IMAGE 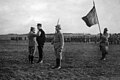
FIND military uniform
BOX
[100,28,109,60]
[53,31,64,59]
[52,25,64,69]
[28,31,37,63]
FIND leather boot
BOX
[52,58,61,69]
[31,56,34,64]
[57,58,61,69]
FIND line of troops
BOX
[27,23,113,69]
[11,34,120,45]
[46,35,120,44]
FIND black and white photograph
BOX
[0,0,120,80]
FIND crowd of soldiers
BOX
[11,37,26,41]
[46,34,120,45]
[11,33,120,45]
[108,34,120,45]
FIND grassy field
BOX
[0,40,120,80]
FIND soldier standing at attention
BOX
[36,23,46,63]
[28,27,38,64]
[100,28,109,60]
[51,24,64,69]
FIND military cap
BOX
[104,28,108,31]
[55,24,61,30]
[30,27,35,31]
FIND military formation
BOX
[11,31,120,45]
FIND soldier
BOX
[36,23,46,63]
[51,24,64,69]
[100,28,109,60]
[28,27,38,64]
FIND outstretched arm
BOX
[31,33,38,37]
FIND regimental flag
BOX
[82,6,98,27]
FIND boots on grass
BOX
[57,58,61,69]
[52,58,61,69]
[100,52,106,60]
[31,56,34,64]
[37,59,43,63]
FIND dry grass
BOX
[0,41,120,80]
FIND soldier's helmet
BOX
[30,27,35,31]
[104,28,108,31]
[55,24,61,30]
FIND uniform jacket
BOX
[52,31,64,49]
[28,31,37,46]
[100,33,109,46]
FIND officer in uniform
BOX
[100,28,109,60]
[51,24,64,69]
[28,27,38,64]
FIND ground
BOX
[0,40,120,80]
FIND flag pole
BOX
[55,18,60,33]
[57,18,60,25]
[93,0,102,34]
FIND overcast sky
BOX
[0,0,120,34]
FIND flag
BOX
[82,6,98,27]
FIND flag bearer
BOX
[100,28,109,60]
